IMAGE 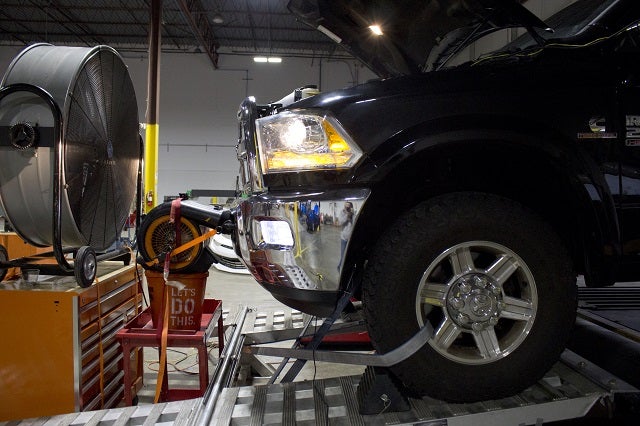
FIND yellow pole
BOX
[144,123,159,213]
[144,0,161,213]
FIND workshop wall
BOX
[123,52,374,201]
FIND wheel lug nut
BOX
[451,297,465,309]
[490,285,501,295]
[457,313,469,323]
[489,316,499,326]
[459,283,471,294]
[472,322,484,331]
[473,276,487,287]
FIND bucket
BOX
[145,270,208,331]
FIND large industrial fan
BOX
[0,44,141,287]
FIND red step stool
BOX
[116,298,224,404]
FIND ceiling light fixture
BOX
[317,25,342,43]
[254,56,282,63]
[368,24,383,36]
[212,13,224,24]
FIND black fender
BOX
[343,116,620,289]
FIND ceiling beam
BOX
[177,0,219,68]
[0,9,30,44]
[245,0,258,52]
[0,18,319,34]
[46,0,104,45]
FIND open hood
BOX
[288,0,550,77]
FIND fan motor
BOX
[8,122,37,150]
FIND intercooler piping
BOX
[192,305,248,426]
[158,199,235,232]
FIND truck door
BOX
[618,91,640,261]
[614,24,640,267]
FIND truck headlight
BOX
[255,111,362,173]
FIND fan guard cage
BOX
[0,44,140,251]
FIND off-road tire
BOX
[362,192,577,402]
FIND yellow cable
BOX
[472,27,630,67]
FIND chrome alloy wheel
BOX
[416,241,538,365]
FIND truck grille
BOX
[212,252,246,270]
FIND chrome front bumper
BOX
[234,189,370,293]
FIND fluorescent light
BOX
[317,25,342,43]
[369,24,383,36]
[254,56,282,64]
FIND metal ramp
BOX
[6,351,632,426]
[207,350,635,426]
[0,399,201,426]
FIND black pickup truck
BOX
[232,0,640,402]
[143,0,640,403]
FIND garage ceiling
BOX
[0,0,347,67]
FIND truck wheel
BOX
[138,203,212,273]
[362,192,577,402]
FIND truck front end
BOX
[233,96,369,316]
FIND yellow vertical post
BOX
[144,123,159,213]
[144,0,161,213]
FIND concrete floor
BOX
[135,266,365,404]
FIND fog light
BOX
[251,218,294,250]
